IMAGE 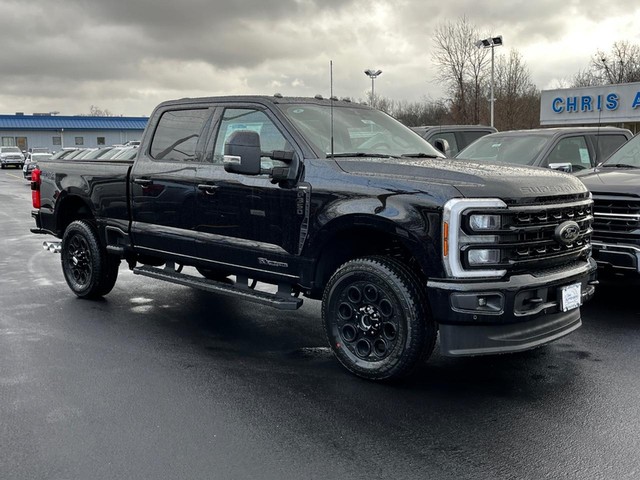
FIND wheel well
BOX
[310,228,425,299]
[56,196,94,236]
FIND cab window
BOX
[150,109,211,162]
[211,109,293,166]
[546,136,592,171]
[593,134,629,162]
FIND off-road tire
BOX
[61,220,120,299]
[322,256,436,381]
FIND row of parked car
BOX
[413,123,640,279]
[22,144,140,181]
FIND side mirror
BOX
[549,162,573,173]
[433,138,451,157]
[223,130,262,175]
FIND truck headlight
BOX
[469,214,501,231]
[442,198,507,279]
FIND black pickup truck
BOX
[31,95,597,380]
[577,133,640,277]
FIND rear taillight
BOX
[31,168,41,209]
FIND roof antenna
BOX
[330,60,335,158]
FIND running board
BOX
[132,265,303,310]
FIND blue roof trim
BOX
[0,115,148,131]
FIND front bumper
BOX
[427,258,597,356]
[1,158,23,166]
[591,241,640,275]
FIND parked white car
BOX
[0,146,25,169]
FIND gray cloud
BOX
[0,0,639,116]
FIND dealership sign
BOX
[540,82,640,125]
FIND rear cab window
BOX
[149,109,212,162]
[593,134,630,162]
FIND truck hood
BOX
[335,157,588,202]
[576,168,640,196]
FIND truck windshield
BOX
[456,134,551,166]
[280,103,443,159]
[601,134,640,168]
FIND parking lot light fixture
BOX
[476,35,503,127]
[364,69,382,107]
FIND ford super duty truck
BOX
[577,133,640,277]
[30,95,598,380]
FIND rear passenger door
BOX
[130,106,215,258]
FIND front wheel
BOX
[61,220,120,299]
[322,256,436,381]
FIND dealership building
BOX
[541,81,640,133]
[0,114,148,153]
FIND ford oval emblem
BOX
[554,220,581,246]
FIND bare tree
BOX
[493,50,540,130]
[432,16,489,124]
[571,68,602,87]
[373,96,451,127]
[593,41,640,84]
[573,41,640,87]
[88,105,115,116]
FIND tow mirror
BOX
[223,130,262,175]
[433,138,451,157]
[549,162,573,173]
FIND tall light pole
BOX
[475,35,503,127]
[364,69,382,107]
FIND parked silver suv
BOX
[0,146,25,169]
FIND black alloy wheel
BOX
[322,256,436,381]
[61,220,120,299]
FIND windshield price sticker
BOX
[560,283,582,312]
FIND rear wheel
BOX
[322,256,436,381]
[61,220,120,299]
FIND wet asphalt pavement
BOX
[1,168,639,480]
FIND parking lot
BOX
[1,166,639,480]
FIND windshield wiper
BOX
[328,152,400,158]
[601,163,639,169]
[401,153,442,158]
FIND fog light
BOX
[468,249,501,266]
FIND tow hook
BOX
[43,241,62,254]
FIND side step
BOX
[132,265,303,310]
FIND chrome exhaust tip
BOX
[42,241,62,253]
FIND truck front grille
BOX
[462,199,593,273]
[592,195,640,243]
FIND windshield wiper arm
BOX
[328,152,400,158]
[601,163,639,169]
[401,153,442,158]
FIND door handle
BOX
[133,177,153,187]
[197,184,219,195]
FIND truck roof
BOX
[156,95,371,110]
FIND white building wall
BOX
[0,129,144,152]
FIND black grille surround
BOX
[461,198,593,274]
[591,194,640,244]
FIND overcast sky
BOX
[1,0,639,117]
